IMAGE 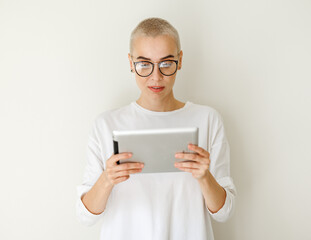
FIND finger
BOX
[174,161,201,169]
[113,176,130,185]
[188,144,210,158]
[112,168,142,178]
[114,162,144,172]
[176,167,198,174]
[177,167,205,178]
[107,152,133,166]
[175,153,205,163]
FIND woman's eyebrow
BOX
[160,55,175,60]
[136,56,151,60]
[136,55,175,60]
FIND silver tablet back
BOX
[112,127,198,173]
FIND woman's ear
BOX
[178,50,183,70]
[128,53,134,72]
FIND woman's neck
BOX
[136,97,185,112]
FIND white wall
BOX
[1,0,310,239]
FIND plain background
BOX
[1,0,310,239]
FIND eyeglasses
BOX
[131,57,179,77]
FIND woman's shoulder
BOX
[188,101,222,118]
[94,103,133,121]
[188,102,227,137]
[88,103,133,134]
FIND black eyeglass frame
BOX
[132,59,179,77]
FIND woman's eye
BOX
[140,63,151,68]
[160,62,172,68]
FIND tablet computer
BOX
[112,127,198,173]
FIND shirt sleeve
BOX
[207,175,237,222]
[207,111,237,222]
[76,120,105,226]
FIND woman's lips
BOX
[148,86,165,92]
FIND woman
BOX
[76,17,236,240]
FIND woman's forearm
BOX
[81,172,113,215]
[198,171,226,213]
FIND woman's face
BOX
[128,35,183,104]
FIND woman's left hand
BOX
[174,144,211,180]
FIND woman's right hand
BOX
[103,152,144,186]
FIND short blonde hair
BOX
[129,17,181,54]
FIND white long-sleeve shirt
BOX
[76,101,237,240]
